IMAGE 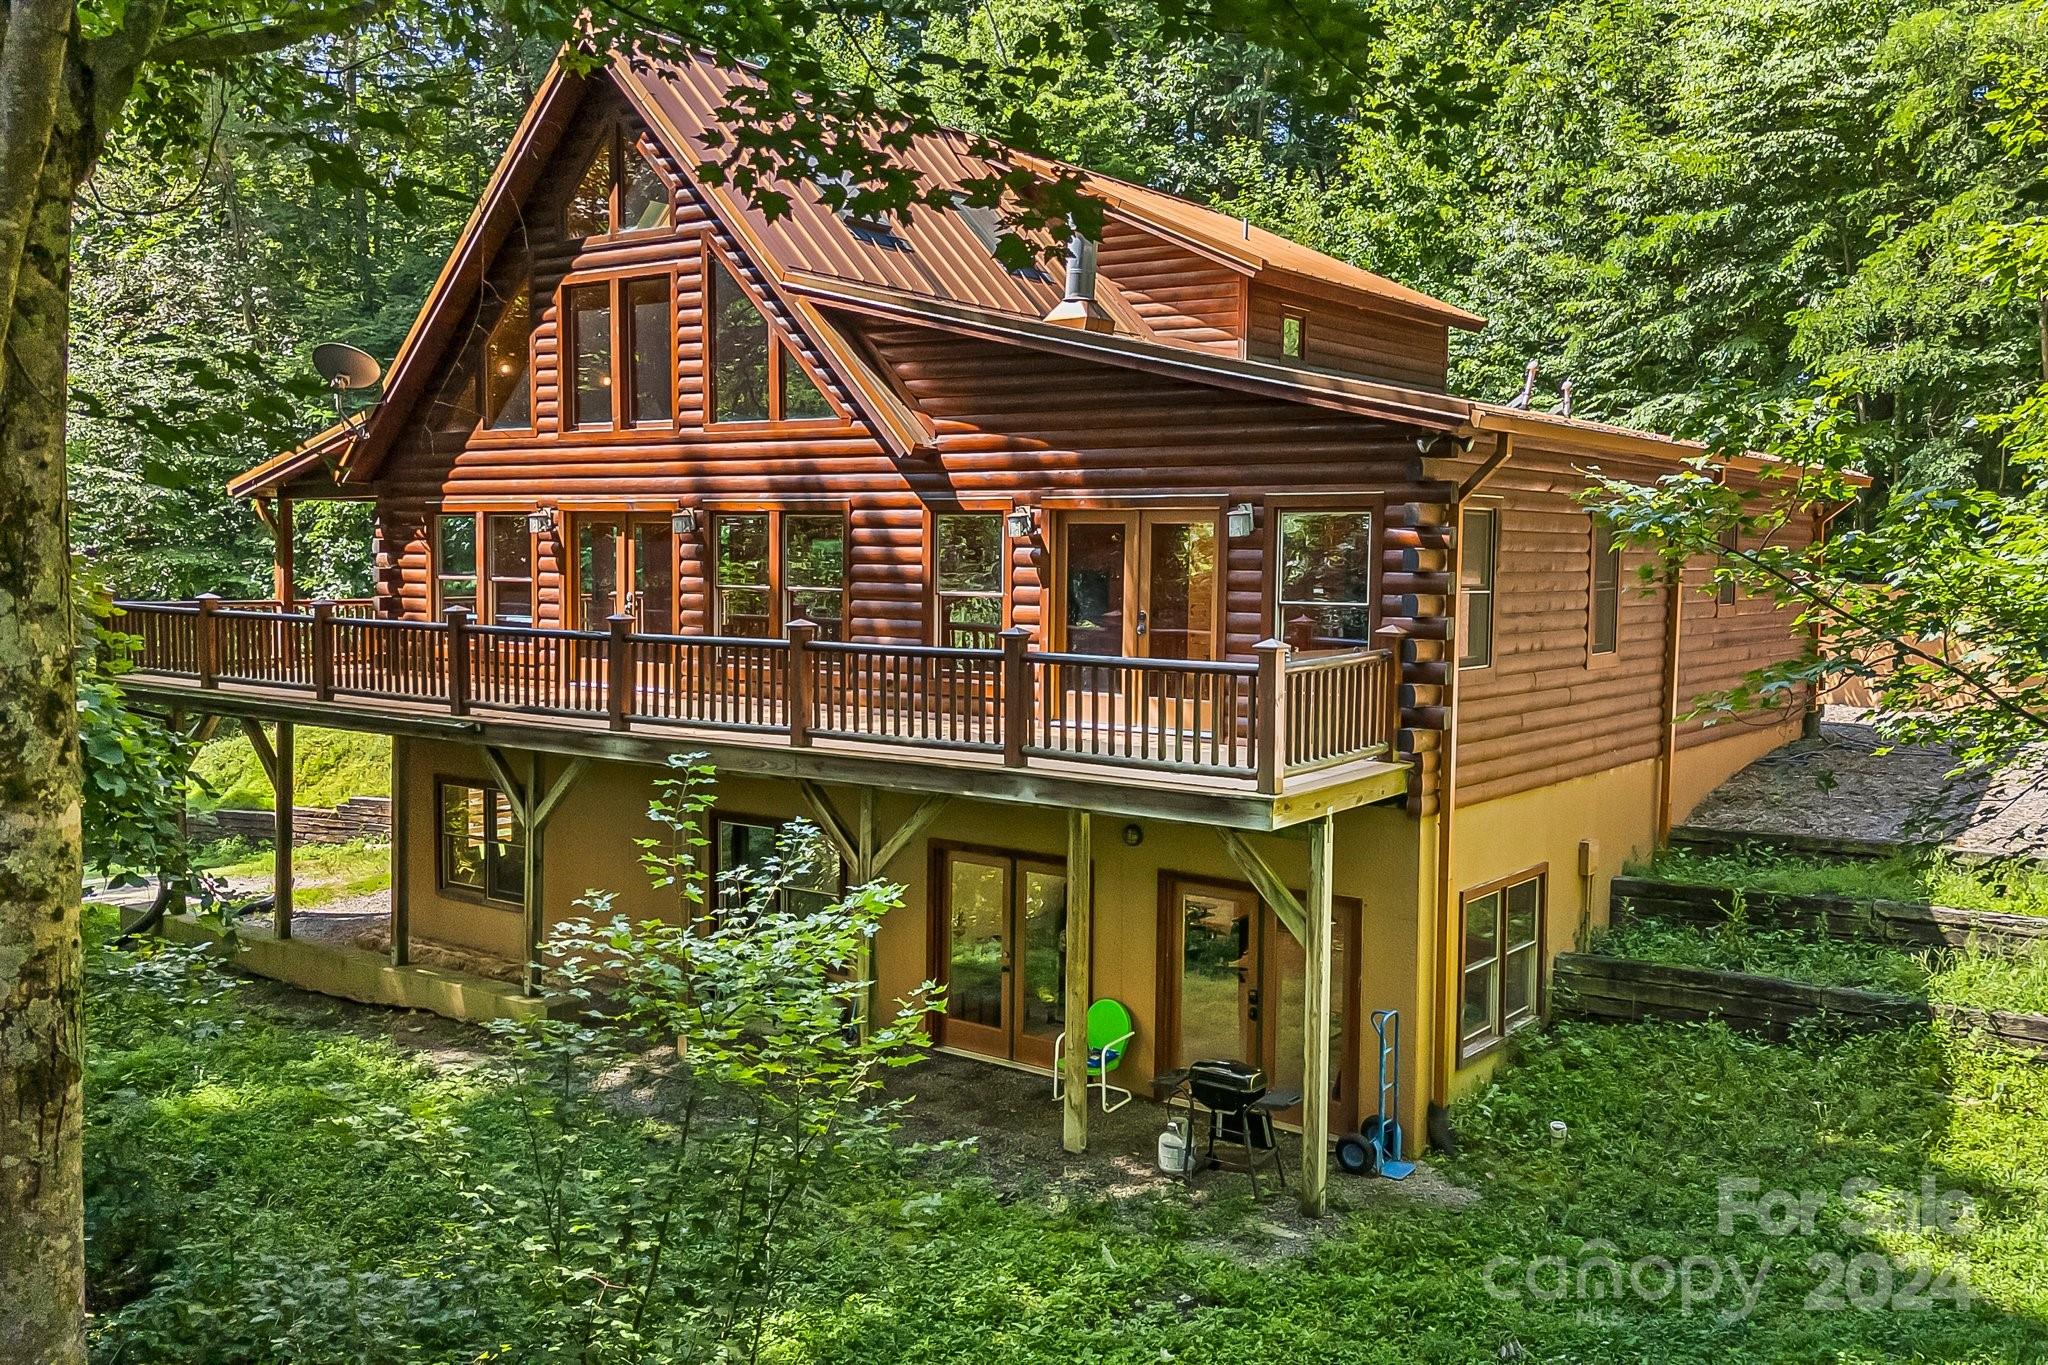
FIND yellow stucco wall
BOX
[397,739,1436,1135]
[1669,711,1807,825]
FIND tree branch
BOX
[146,1,389,68]
[0,0,74,363]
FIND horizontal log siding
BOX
[1673,514,1817,750]
[1454,446,1670,804]
[1247,282,1449,391]
[1096,220,1244,353]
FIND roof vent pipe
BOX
[1044,217,1114,332]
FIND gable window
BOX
[934,512,1004,646]
[439,778,524,905]
[709,257,837,424]
[563,126,671,240]
[1460,869,1543,1060]
[482,282,532,431]
[1590,520,1620,656]
[485,514,534,626]
[1459,506,1497,669]
[1281,311,1306,359]
[435,514,478,614]
[713,509,847,639]
[1275,510,1373,648]
[715,816,842,918]
[567,283,612,430]
[564,275,673,430]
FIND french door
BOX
[935,848,1070,1068]
[1165,877,1359,1131]
[1058,511,1219,662]
[573,514,675,633]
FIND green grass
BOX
[1601,916,2048,1016]
[83,903,2048,1363]
[1633,844,2048,918]
[190,726,389,811]
[193,836,390,909]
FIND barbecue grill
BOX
[1183,1059,1288,1194]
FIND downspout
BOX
[1428,432,1514,1112]
[1656,562,1682,843]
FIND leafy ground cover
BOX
[1633,844,2048,918]
[193,837,390,909]
[190,726,389,810]
[84,904,2048,1364]
[1600,917,2048,1016]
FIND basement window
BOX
[715,816,842,919]
[1460,869,1543,1061]
[438,779,524,906]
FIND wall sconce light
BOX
[1227,502,1256,539]
[671,507,701,536]
[1122,822,1144,847]
[1005,504,1037,539]
[526,506,557,536]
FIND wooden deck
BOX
[114,598,1409,828]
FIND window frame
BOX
[1280,309,1308,360]
[711,811,846,919]
[1716,526,1740,608]
[1458,865,1546,1064]
[1458,504,1498,670]
[561,122,674,243]
[433,513,479,617]
[704,241,845,428]
[926,505,1009,646]
[557,270,676,435]
[708,504,850,639]
[436,776,525,907]
[478,276,535,434]
[1589,518,1621,659]
[1272,507,1377,650]
[482,512,536,627]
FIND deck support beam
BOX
[483,746,588,995]
[797,782,950,1031]
[1062,809,1093,1155]
[391,736,412,965]
[238,718,295,938]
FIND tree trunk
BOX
[0,113,87,1365]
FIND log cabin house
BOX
[111,47,1832,1213]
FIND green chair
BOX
[1052,999,1137,1114]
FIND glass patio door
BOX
[573,515,674,633]
[1168,878,1356,1131]
[1058,512,1219,744]
[938,849,1069,1068]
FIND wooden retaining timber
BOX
[1669,825,1914,862]
[1611,876,2048,953]
[1554,953,2048,1056]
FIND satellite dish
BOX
[312,342,382,393]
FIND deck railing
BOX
[108,596,1399,793]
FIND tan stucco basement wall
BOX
[397,738,1436,1135]
[1668,711,1807,827]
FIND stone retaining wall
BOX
[191,796,390,845]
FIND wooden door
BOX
[936,848,1070,1068]
[1056,512,1220,744]
[1164,877,1359,1132]
[572,515,674,632]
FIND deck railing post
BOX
[1254,638,1289,795]
[445,607,472,716]
[311,599,336,701]
[786,619,816,747]
[195,593,222,688]
[1000,626,1030,767]
[606,613,633,731]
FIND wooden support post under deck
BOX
[1062,808,1093,1155]
[1299,813,1334,1217]
[273,720,294,940]
[391,735,411,966]
[523,752,544,996]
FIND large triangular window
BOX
[562,125,671,239]
[708,256,839,426]
[481,282,532,431]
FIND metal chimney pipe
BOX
[1045,216,1113,332]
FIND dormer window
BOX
[563,124,672,240]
